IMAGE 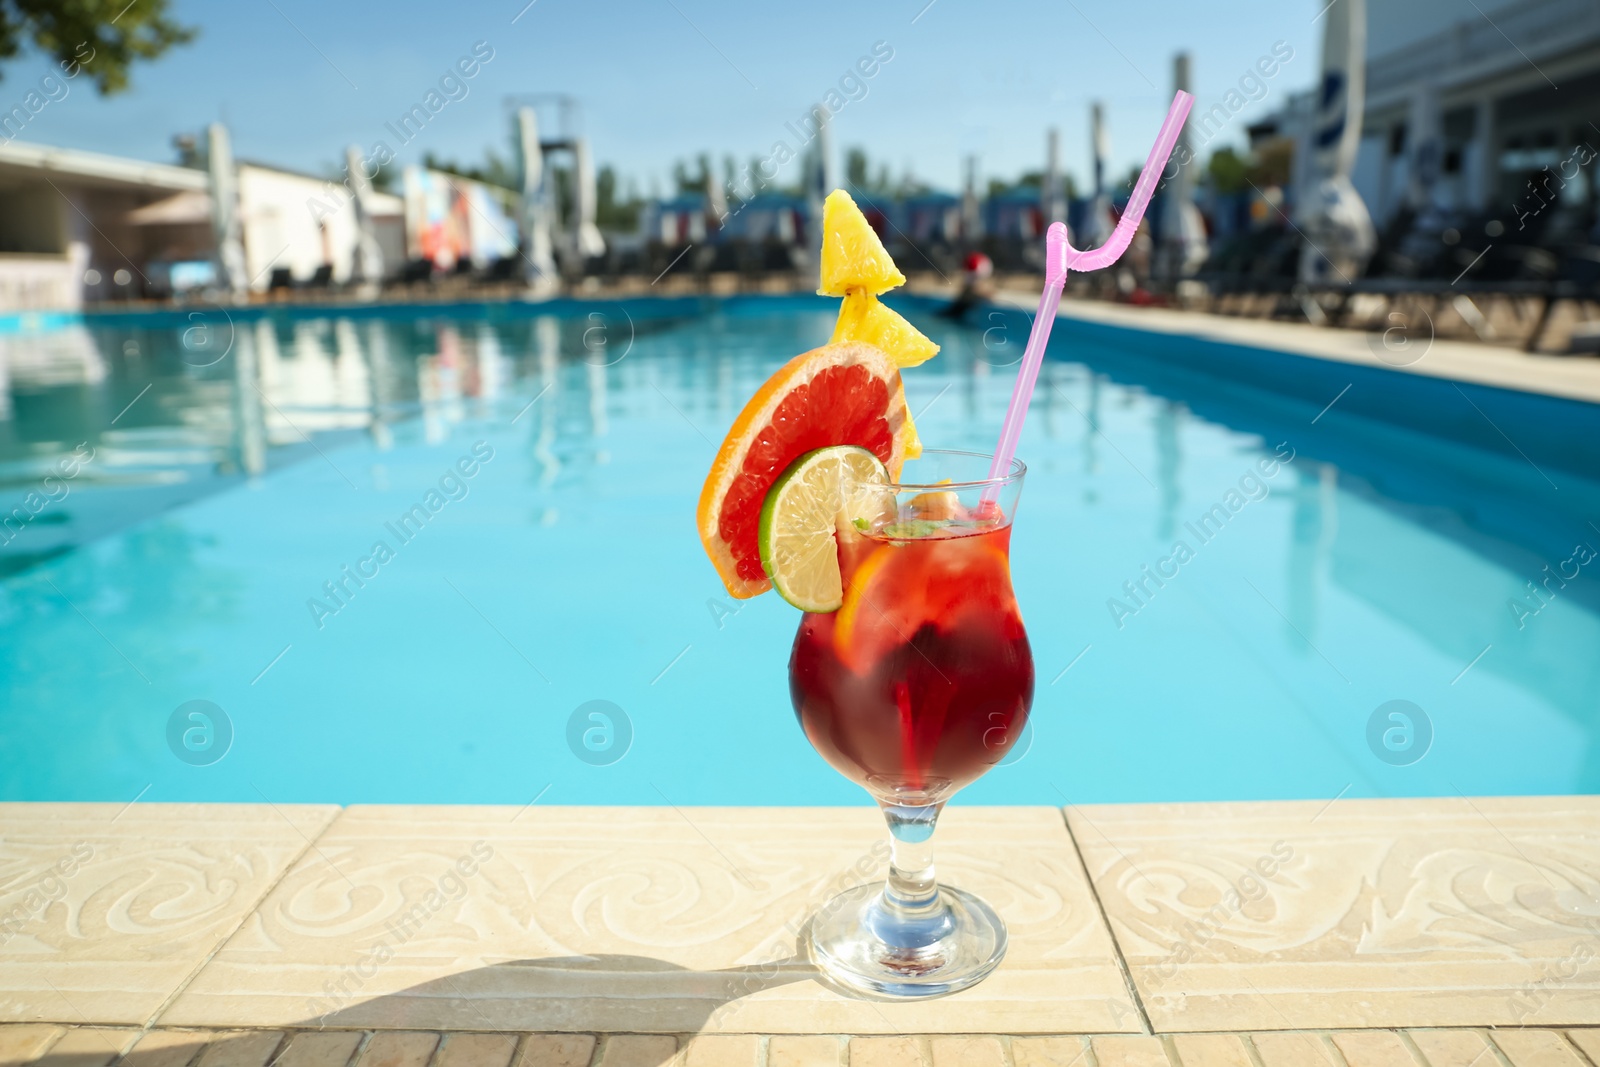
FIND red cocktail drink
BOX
[784,450,1029,998]
[790,522,1032,803]
[696,109,1191,993]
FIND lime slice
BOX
[758,446,893,612]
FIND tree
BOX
[1207,147,1250,195]
[2,0,195,95]
[550,165,571,220]
[422,150,517,190]
[1253,139,1294,188]
[596,164,641,230]
[845,147,869,190]
[844,147,895,196]
[1204,142,1293,194]
[323,156,395,193]
[671,157,708,194]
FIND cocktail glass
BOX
[789,449,1031,997]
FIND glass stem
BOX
[869,801,955,956]
[883,802,941,912]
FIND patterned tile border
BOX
[3,799,1597,1036]
[158,806,1135,1035]
[1068,797,1600,1032]
[0,804,340,1026]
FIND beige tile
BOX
[435,1035,518,1067]
[164,806,1135,1034]
[31,1029,139,1067]
[1249,1033,1340,1067]
[1329,1032,1418,1067]
[768,1036,843,1067]
[1490,1031,1588,1067]
[1009,1037,1089,1067]
[354,1033,438,1067]
[271,1032,365,1067]
[1406,1030,1496,1067]
[0,1025,63,1066]
[1167,1034,1252,1067]
[1564,1031,1600,1064]
[513,1035,596,1067]
[682,1035,759,1067]
[0,802,339,1026]
[195,1032,286,1067]
[122,1031,210,1067]
[1088,1036,1171,1067]
[848,1038,924,1067]
[594,1036,678,1067]
[928,1037,1005,1067]
[1068,797,1600,1031]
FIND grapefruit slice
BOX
[818,190,906,297]
[698,341,913,599]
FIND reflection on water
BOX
[232,323,266,476]
[0,311,655,573]
[1287,465,1337,643]
[1081,374,1101,502]
[530,316,560,491]
[0,296,1596,804]
[1153,399,1181,543]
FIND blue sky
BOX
[1,0,1328,193]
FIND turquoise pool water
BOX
[2,295,1597,806]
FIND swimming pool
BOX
[2,295,1596,805]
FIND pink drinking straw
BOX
[985,91,1195,491]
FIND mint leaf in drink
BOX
[882,519,946,540]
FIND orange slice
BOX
[834,531,1014,671]
[831,540,895,663]
[818,190,905,297]
[697,342,913,599]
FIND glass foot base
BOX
[805,882,1007,999]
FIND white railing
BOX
[1367,0,1600,99]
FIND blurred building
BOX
[984,187,1047,243]
[237,162,405,289]
[716,193,805,244]
[641,193,713,245]
[0,140,208,310]
[401,167,517,274]
[0,140,406,311]
[1355,0,1600,223]
[901,192,963,244]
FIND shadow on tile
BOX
[22,954,818,1067]
[299,951,818,1034]
[25,953,812,1062]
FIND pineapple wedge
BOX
[830,289,939,368]
[817,190,906,297]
